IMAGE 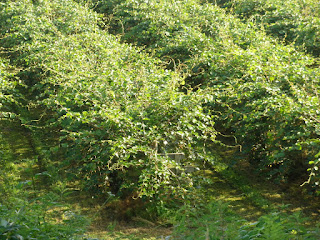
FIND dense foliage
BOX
[0,58,16,120]
[1,0,320,238]
[88,0,320,186]
[0,0,218,204]
[211,0,320,57]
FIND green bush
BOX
[211,0,320,57]
[0,58,17,120]
[0,0,218,203]
[88,0,320,186]
[92,0,263,67]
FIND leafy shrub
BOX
[0,58,17,120]
[211,0,320,57]
[92,0,263,67]
[88,0,320,187]
[0,0,218,204]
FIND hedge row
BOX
[211,0,320,57]
[0,0,217,201]
[91,0,320,184]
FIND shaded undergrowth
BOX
[3,119,320,239]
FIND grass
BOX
[86,224,171,240]
[57,159,320,239]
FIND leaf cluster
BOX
[212,0,320,57]
[89,0,320,186]
[0,0,218,202]
[0,58,17,120]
